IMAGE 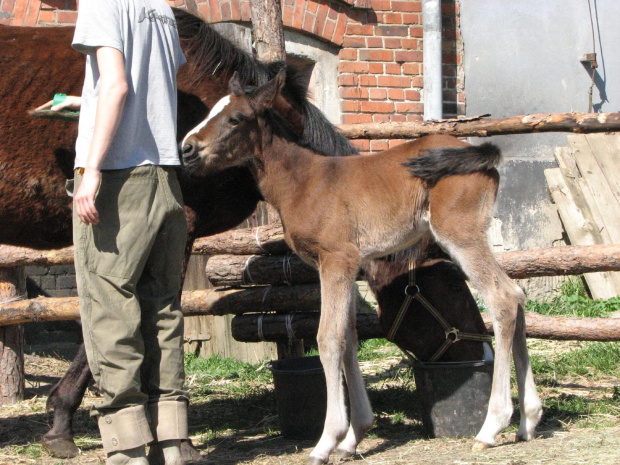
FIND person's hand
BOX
[75,168,101,225]
[35,95,82,112]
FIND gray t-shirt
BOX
[72,0,186,169]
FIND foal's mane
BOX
[173,8,357,157]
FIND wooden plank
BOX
[585,134,620,206]
[545,165,603,245]
[566,136,620,298]
[568,134,620,243]
[544,167,620,299]
[554,148,611,243]
[182,254,277,363]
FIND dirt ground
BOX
[1,350,619,465]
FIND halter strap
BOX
[386,260,492,363]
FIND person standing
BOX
[69,1,188,464]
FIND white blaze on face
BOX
[181,95,231,148]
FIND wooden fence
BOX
[3,113,620,403]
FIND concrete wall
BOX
[460,1,619,295]
[460,0,617,248]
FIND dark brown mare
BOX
[0,9,490,461]
[181,71,543,464]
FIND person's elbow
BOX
[99,77,129,108]
[108,77,129,101]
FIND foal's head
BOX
[181,71,292,176]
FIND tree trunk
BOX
[481,312,620,341]
[232,312,383,343]
[3,286,620,341]
[202,244,620,287]
[232,311,620,343]
[206,253,318,287]
[0,267,26,404]
[0,244,74,268]
[337,111,620,139]
[0,285,322,327]
[249,0,286,62]
[249,0,304,359]
[497,243,620,279]
[192,223,288,256]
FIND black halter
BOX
[386,261,492,363]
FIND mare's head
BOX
[181,70,296,176]
[366,256,493,362]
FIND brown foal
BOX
[181,71,542,464]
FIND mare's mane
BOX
[173,8,357,157]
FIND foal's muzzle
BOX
[180,139,199,165]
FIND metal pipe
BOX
[422,0,443,121]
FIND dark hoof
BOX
[41,436,80,458]
[181,439,201,463]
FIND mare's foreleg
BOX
[308,250,366,465]
[41,343,91,458]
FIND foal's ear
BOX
[252,69,286,111]
[229,71,244,96]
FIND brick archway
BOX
[1,0,464,154]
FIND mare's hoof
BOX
[471,439,492,451]
[41,436,80,458]
[181,439,201,463]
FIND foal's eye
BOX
[228,116,241,126]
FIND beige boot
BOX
[105,445,149,465]
[97,405,154,465]
[148,440,184,465]
[147,401,189,464]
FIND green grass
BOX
[358,337,401,362]
[531,342,620,378]
[184,353,272,396]
[525,277,620,317]
[180,277,620,440]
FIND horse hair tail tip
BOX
[477,142,503,166]
[404,142,502,184]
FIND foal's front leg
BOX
[335,307,374,459]
[308,252,368,465]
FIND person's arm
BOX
[74,46,128,225]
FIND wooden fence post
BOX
[0,267,26,405]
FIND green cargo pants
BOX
[72,166,189,420]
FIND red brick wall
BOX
[2,0,463,153]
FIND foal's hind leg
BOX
[434,237,541,447]
[308,250,370,465]
[429,181,541,448]
[513,301,543,442]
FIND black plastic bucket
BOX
[413,359,493,438]
[269,356,327,440]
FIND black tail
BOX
[404,143,501,185]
